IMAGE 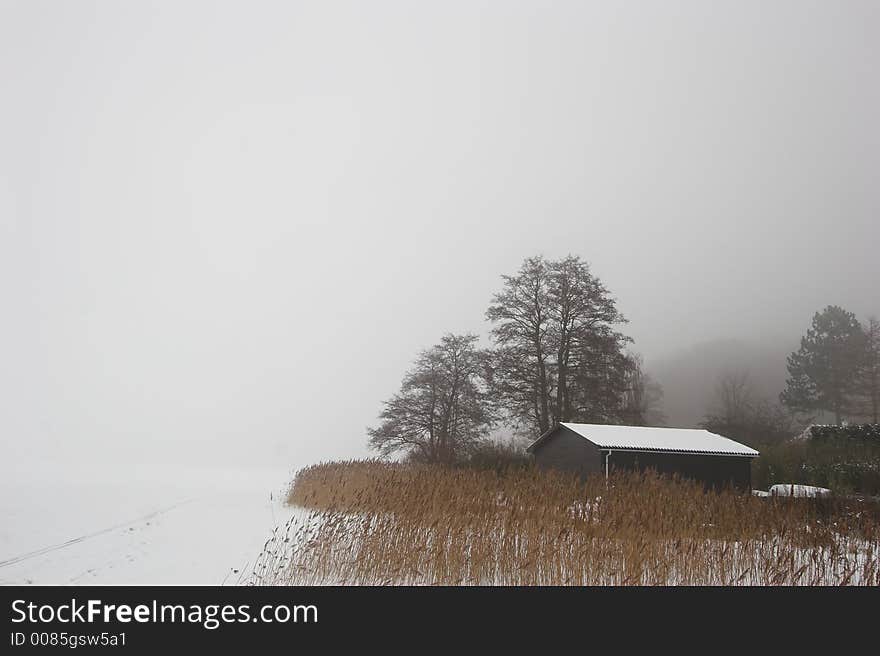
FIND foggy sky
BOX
[2,1,878,467]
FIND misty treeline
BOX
[700,371,796,449]
[702,306,880,449]
[368,255,664,463]
[368,257,878,464]
[698,306,880,495]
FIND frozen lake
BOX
[0,458,300,584]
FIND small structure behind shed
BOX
[526,423,759,491]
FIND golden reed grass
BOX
[247,460,880,585]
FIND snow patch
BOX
[768,484,832,498]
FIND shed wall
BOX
[606,450,752,491]
[531,426,602,479]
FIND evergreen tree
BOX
[780,305,867,424]
[858,317,880,424]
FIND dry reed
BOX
[247,460,880,586]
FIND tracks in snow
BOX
[0,500,193,570]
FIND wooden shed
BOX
[526,423,759,491]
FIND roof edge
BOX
[598,446,759,458]
[525,423,760,457]
[525,424,563,453]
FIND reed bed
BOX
[247,460,880,585]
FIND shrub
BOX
[462,439,533,472]
[752,426,880,495]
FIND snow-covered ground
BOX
[0,458,300,585]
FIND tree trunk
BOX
[538,359,549,432]
[534,322,549,433]
[555,356,565,423]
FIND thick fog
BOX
[2,1,878,468]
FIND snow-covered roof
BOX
[527,423,760,457]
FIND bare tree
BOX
[702,370,795,447]
[485,256,552,433]
[713,370,754,427]
[368,334,492,463]
[547,256,623,423]
[485,255,629,435]
[620,353,666,426]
